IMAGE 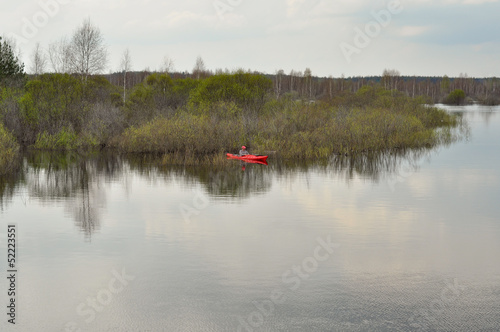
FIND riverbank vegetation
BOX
[0,122,19,175]
[113,84,457,159]
[0,21,471,170]
[0,67,461,164]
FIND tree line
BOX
[4,17,496,108]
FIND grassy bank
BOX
[113,86,458,159]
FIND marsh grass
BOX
[33,127,100,151]
[114,87,459,162]
[0,123,20,174]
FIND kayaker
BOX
[239,146,249,156]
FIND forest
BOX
[1,19,491,174]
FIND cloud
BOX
[286,0,306,17]
[160,10,245,29]
[398,25,430,37]
[308,0,373,17]
[462,0,498,3]
[287,0,326,17]
[408,0,498,3]
[4,0,500,77]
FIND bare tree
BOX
[120,48,132,103]
[290,69,297,92]
[29,42,47,76]
[48,37,71,73]
[275,69,284,99]
[382,68,400,91]
[192,56,206,79]
[69,18,108,81]
[161,55,175,74]
[304,67,312,99]
[328,75,333,98]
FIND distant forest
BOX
[103,69,500,106]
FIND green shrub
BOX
[34,127,98,150]
[443,89,466,105]
[114,91,458,160]
[189,72,272,113]
[0,123,19,174]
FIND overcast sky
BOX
[2,0,499,77]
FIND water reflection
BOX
[0,152,123,240]
[0,116,468,238]
[436,103,500,126]
[0,166,22,212]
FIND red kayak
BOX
[226,153,268,165]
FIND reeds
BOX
[0,123,20,174]
[114,90,459,161]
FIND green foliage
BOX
[171,78,200,107]
[189,72,272,113]
[114,88,458,159]
[18,74,84,141]
[0,123,19,174]
[84,75,120,103]
[34,127,98,150]
[0,37,25,86]
[441,75,450,93]
[125,74,202,125]
[443,89,466,105]
[114,113,245,154]
[7,73,121,146]
[125,73,175,124]
[0,70,461,168]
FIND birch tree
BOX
[120,48,132,102]
[48,37,71,73]
[69,18,108,81]
[275,69,284,98]
[304,68,312,99]
[29,42,47,75]
[192,56,206,79]
[161,55,174,74]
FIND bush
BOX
[113,113,245,154]
[33,127,99,150]
[124,73,190,124]
[443,89,466,105]
[7,73,121,146]
[114,89,458,160]
[0,123,19,174]
[189,72,272,114]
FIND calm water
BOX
[1,105,499,332]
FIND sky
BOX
[1,0,500,77]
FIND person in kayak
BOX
[239,145,249,156]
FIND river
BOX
[0,104,499,331]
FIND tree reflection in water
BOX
[0,152,123,240]
[0,128,466,239]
